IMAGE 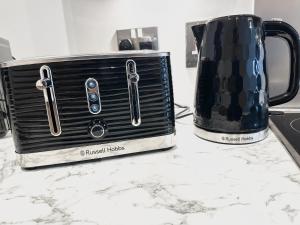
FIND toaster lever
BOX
[36,65,61,136]
[36,78,52,90]
[126,59,141,127]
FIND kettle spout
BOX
[191,24,206,52]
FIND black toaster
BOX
[0,51,175,168]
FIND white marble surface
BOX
[0,119,300,225]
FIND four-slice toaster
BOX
[0,51,176,168]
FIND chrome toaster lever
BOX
[126,59,141,127]
[36,78,52,90]
[36,65,61,136]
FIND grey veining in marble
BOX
[0,120,300,225]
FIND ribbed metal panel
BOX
[2,56,175,153]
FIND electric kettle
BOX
[192,15,300,144]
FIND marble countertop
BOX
[0,119,300,225]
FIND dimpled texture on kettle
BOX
[194,16,269,133]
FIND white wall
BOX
[0,0,69,59]
[255,0,300,107]
[62,0,254,105]
[0,0,255,104]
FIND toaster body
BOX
[1,52,175,168]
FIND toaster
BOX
[0,51,175,168]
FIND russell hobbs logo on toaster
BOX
[80,146,125,157]
[221,136,254,142]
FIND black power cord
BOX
[175,105,287,119]
[175,103,193,120]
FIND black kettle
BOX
[192,15,300,144]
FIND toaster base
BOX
[194,126,268,144]
[17,133,175,168]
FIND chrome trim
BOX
[17,133,176,168]
[90,124,105,139]
[194,126,268,144]
[0,51,170,68]
[269,119,300,168]
[37,65,61,136]
[85,78,101,114]
[126,59,141,126]
[271,18,283,22]
[270,108,300,112]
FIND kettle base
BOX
[194,126,268,144]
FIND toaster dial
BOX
[89,120,107,139]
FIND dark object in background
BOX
[192,14,300,144]
[0,37,13,138]
[0,38,13,62]
[0,52,175,168]
[119,39,134,50]
[139,36,153,50]
[116,27,159,51]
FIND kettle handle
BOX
[264,20,300,106]
[191,24,206,52]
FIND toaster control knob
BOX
[88,93,98,102]
[89,121,107,139]
[90,104,100,113]
[87,79,97,89]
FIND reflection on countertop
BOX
[0,119,300,225]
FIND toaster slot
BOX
[126,59,141,127]
[36,65,61,136]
